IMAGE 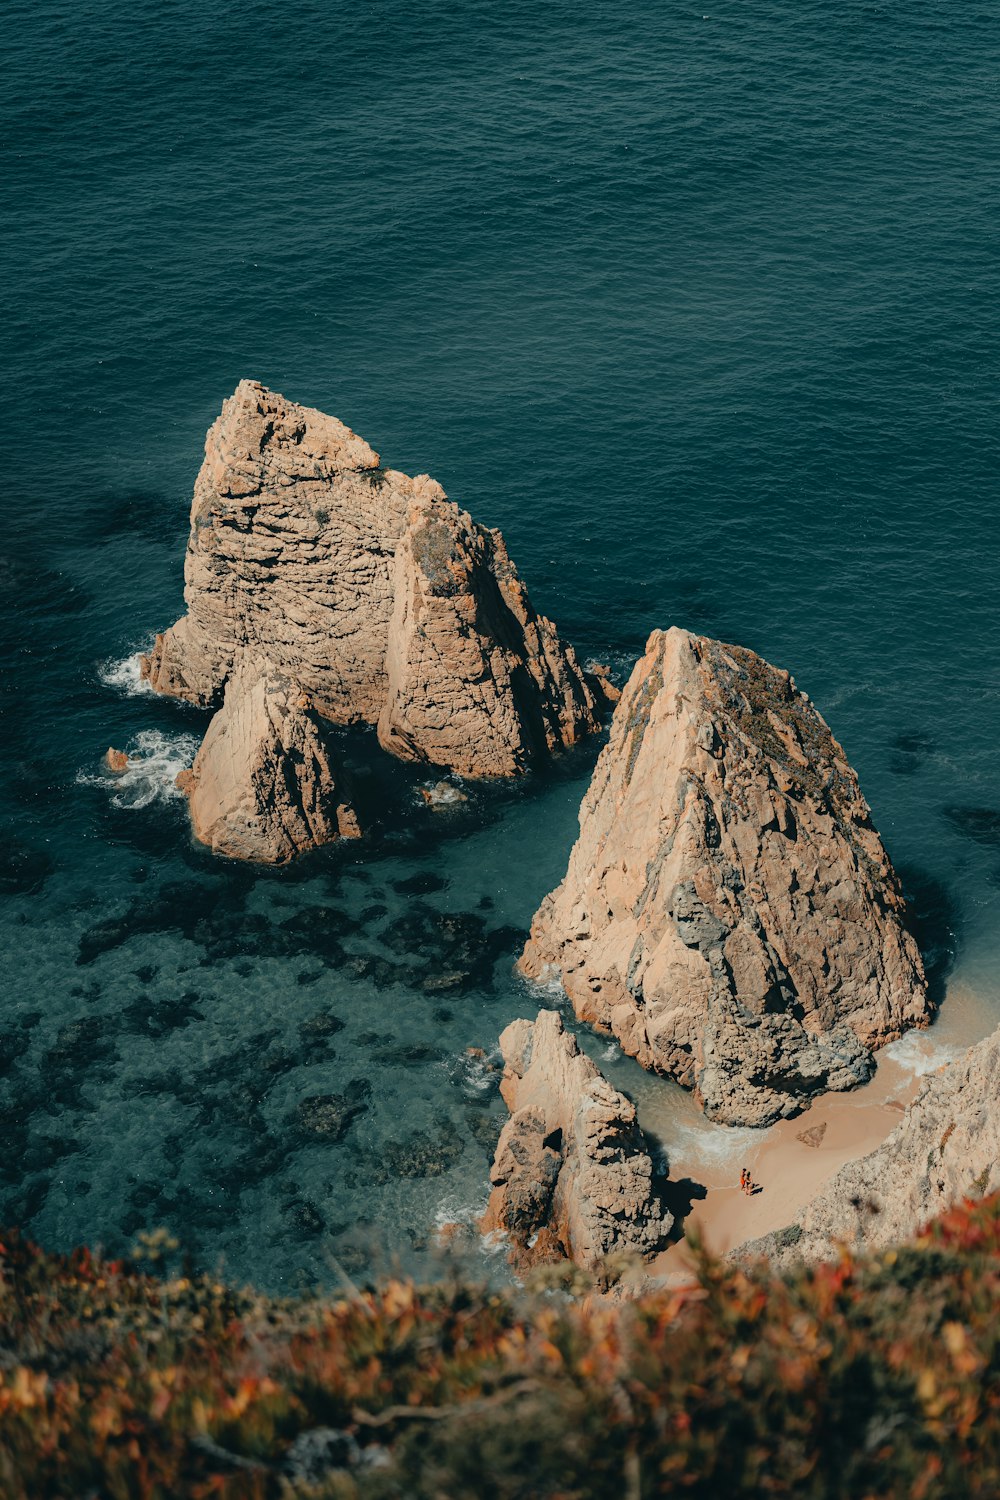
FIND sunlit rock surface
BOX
[142,382,613,843]
[481,1009,673,1269]
[520,627,930,1126]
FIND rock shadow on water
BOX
[941,805,1000,850]
[78,489,184,549]
[898,865,961,1012]
[888,729,937,777]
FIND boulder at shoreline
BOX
[481,1009,673,1271]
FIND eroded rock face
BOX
[378,498,611,777]
[737,1028,1000,1266]
[481,1010,673,1270]
[520,627,930,1127]
[179,654,359,863]
[142,380,610,784]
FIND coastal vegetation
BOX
[3,1194,1000,1497]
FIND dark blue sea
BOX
[2,0,998,1290]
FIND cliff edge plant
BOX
[2,1196,1000,1497]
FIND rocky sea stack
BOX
[480,1009,673,1271]
[142,380,615,859]
[520,627,931,1127]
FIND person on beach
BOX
[740,1168,748,1194]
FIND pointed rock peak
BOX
[217,379,382,475]
[178,652,358,864]
[520,628,931,1127]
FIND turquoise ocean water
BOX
[2,0,998,1289]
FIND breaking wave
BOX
[78,729,200,810]
[98,650,154,697]
[882,1030,965,1077]
[665,1117,768,1176]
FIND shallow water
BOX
[2,0,998,1290]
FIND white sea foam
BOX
[882,1031,965,1077]
[665,1118,768,1176]
[78,729,200,810]
[452,1047,502,1096]
[433,1194,490,1233]
[432,1193,509,1260]
[522,964,566,1003]
[98,650,154,697]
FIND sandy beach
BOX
[652,1054,918,1280]
[644,988,997,1283]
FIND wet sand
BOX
[653,1054,918,1281]
[648,991,997,1284]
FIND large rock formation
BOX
[177,655,360,864]
[481,1010,673,1270]
[142,381,611,795]
[520,628,930,1127]
[377,497,606,777]
[738,1027,1000,1267]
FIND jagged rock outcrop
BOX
[737,1027,1000,1266]
[142,380,611,793]
[378,497,607,777]
[520,627,930,1127]
[177,654,359,863]
[480,1010,673,1270]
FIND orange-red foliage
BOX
[2,1196,1000,1497]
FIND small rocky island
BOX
[481,1010,673,1271]
[142,380,615,860]
[520,627,931,1127]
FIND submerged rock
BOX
[520,628,930,1127]
[141,381,612,857]
[296,1080,372,1142]
[738,1026,1000,1266]
[480,1010,672,1271]
[178,654,359,863]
